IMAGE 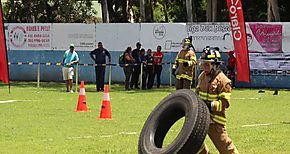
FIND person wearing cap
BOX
[62,44,80,93]
[130,42,142,89]
[90,42,111,92]
[196,47,239,154]
[172,37,196,90]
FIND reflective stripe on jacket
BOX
[173,49,196,81]
[196,71,232,126]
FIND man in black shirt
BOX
[130,42,141,89]
[90,42,111,91]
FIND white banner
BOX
[8,23,52,50]
[52,23,95,51]
[187,23,232,52]
[95,23,140,51]
[140,23,186,51]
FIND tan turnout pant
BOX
[198,123,239,154]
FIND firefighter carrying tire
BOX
[138,89,210,154]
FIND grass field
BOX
[0,82,290,154]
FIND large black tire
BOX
[138,89,210,154]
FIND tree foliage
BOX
[1,0,290,23]
[2,0,99,23]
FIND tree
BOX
[2,0,98,23]
[267,0,280,22]
[206,0,217,22]
[186,0,193,22]
[101,0,110,23]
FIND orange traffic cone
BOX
[76,81,90,112]
[99,85,112,119]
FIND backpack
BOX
[119,53,125,67]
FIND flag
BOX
[0,1,9,84]
[226,0,250,83]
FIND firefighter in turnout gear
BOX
[172,36,197,90]
[196,47,239,154]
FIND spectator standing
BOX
[226,50,236,87]
[139,48,147,89]
[90,42,111,92]
[153,45,164,88]
[144,49,154,89]
[130,42,142,89]
[62,44,80,93]
[123,47,134,90]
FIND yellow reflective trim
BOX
[211,114,227,125]
[93,64,97,66]
[197,143,206,154]
[176,59,188,63]
[219,100,222,112]
[46,62,51,66]
[219,92,231,100]
[83,64,88,67]
[18,62,23,65]
[176,74,192,80]
[28,62,33,65]
[56,63,62,66]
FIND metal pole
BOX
[140,63,143,90]
[37,62,40,88]
[194,64,198,88]
[109,64,112,89]
[169,62,172,87]
[75,63,79,92]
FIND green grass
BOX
[0,82,290,154]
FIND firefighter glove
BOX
[204,101,213,113]
[172,68,176,77]
[183,62,189,67]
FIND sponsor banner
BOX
[141,23,186,51]
[96,23,140,52]
[52,23,95,51]
[226,0,250,82]
[8,23,51,50]
[248,23,282,53]
[0,5,9,84]
[187,23,232,52]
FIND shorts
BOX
[62,67,74,80]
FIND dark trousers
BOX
[176,78,191,90]
[130,65,140,88]
[124,66,132,90]
[95,66,105,91]
[144,66,154,89]
[154,65,162,88]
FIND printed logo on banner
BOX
[153,25,166,40]
[9,26,27,48]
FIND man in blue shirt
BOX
[62,44,80,93]
[90,42,111,92]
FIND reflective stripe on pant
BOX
[175,78,191,90]
[198,123,239,154]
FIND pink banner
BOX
[249,23,282,53]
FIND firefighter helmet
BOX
[200,47,222,64]
[182,36,193,50]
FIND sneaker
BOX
[70,90,74,93]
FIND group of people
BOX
[61,41,165,92]
[62,37,239,153]
[122,42,164,90]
